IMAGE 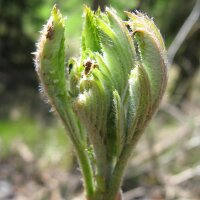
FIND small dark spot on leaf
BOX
[84,60,93,75]
[83,59,98,75]
[93,63,98,69]
[69,63,73,74]
[126,24,132,33]
[46,24,54,40]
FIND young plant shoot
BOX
[34,5,167,200]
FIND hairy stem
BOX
[75,143,95,198]
[106,145,133,200]
[58,111,95,198]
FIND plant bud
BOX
[35,6,167,200]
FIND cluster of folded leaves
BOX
[35,5,167,200]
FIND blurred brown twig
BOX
[168,0,200,66]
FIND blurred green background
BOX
[0,0,200,199]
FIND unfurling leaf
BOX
[34,6,167,200]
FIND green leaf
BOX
[127,12,167,112]
[127,64,152,143]
[35,5,85,144]
[82,6,101,53]
[113,90,125,156]
[95,8,136,94]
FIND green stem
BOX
[57,106,95,198]
[87,129,107,194]
[107,129,144,200]
[75,143,95,198]
[106,145,133,200]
